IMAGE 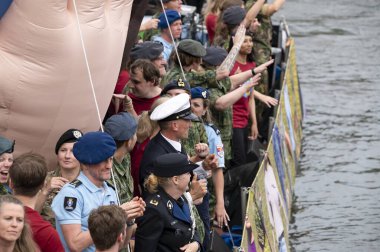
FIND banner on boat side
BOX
[241,38,303,252]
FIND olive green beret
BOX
[177,39,206,57]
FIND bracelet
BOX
[126,218,135,227]
[251,68,256,76]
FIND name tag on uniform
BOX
[64,197,77,211]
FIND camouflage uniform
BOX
[140,13,160,42]
[246,0,272,96]
[161,65,222,89]
[246,1,273,128]
[183,119,208,157]
[107,153,134,204]
[208,78,233,161]
[0,184,10,196]
[40,169,64,227]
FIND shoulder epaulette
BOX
[69,179,82,188]
[105,181,115,190]
[149,194,161,207]
[208,123,221,135]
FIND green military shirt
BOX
[161,65,222,89]
[246,0,273,95]
[182,119,208,157]
[107,153,134,204]
[208,78,233,161]
[140,12,160,42]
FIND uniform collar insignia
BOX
[167,200,173,210]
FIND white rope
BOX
[72,0,121,207]
[159,0,187,81]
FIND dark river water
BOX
[273,0,380,251]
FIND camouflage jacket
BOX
[183,119,208,157]
[0,183,10,196]
[40,169,65,227]
[107,153,134,204]
[161,65,223,89]
[208,78,233,160]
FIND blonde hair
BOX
[136,96,170,143]
[144,174,171,194]
[0,195,40,252]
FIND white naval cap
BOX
[150,93,198,121]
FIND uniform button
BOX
[188,228,191,231]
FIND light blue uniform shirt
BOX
[204,123,225,169]
[52,172,117,252]
[152,35,173,62]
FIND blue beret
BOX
[73,132,116,165]
[158,10,181,29]
[191,87,209,99]
[223,6,246,25]
[153,153,198,177]
[202,46,228,66]
[104,112,137,141]
[0,136,14,155]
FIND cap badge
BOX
[73,130,82,139]
[201,91,207,99]
[177,79,185,87]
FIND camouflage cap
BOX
[177,39,206,57]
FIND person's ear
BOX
[172,176,179,185]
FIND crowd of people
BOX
[0,0,285,251]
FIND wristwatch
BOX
[127,218,135,227]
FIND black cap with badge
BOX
[153,153,198,178]
[161,79,191,95]
[55,129,83,154]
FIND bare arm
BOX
[229,59,274,90]
[217,24,246,72]
[215,74,261,111]
[253,90,278,107]
[244,0,265,27]
[61,224,93,252]
[212,168,229,227]
[139,18,159,31]
[248,90,258,140]
[264,0,286,17]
